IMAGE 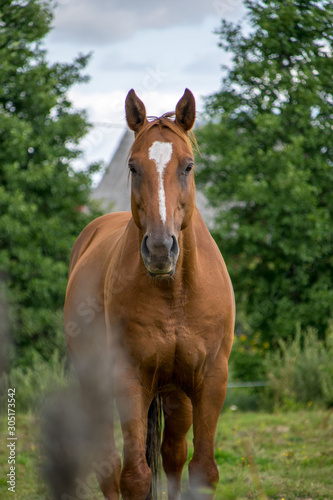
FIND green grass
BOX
[0,409,332,499]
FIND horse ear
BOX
[175,88,196,132]
[125,89,147,133]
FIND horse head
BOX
[125,89,196,278]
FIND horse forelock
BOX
[130,113,198,156]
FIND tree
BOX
[196,0,333,347]
[0,0,101,366]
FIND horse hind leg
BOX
[161,390,193,500]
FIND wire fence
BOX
[227,381,268,388]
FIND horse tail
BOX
[145,393,163,500]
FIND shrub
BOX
[223,387,263,412]
[1,352,71,413]
[225,333,267,411]
[230,333,267,382]
[264,324,333,410]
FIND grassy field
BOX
[0,408,332,499]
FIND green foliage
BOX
[227,325,333,411]
[0,1,102,365]
[230,333,267,382]
[1,352,70,413]
[225,334,268,411]
[264,324,333,410]
[2,410,333,499]
[196,0,333,345]
[224,386,263,412]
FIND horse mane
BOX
[131,112,199,155]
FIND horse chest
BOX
[111,297,223,391]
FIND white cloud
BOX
[47,1,247,169]
[52,0,245,44]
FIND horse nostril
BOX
[170,235,179,258]
[141,233,179,265]
[141,235,150,260]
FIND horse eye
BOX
[129,164,137,175]
[185,163,193,174]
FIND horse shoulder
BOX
[68,212,132,276]
[189,213,235,347]
[65,212,132,316]
[64,212,132,347]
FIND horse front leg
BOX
[66,312,122,500]
[114,360,153,500]
[189,352,229,500]
[92,421,121,500]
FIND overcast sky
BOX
[44,0,247,178]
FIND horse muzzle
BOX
[141,233,179,277]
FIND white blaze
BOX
[148,141,173,224]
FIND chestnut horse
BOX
[64,89,235,500]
